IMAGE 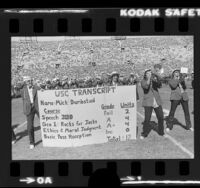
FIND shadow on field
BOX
[15,126,41,142]
[35,140,42,146]
[12,124,20,129]
[141,121,161,135]
[164,116,187,130]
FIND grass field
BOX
[12,83,194,160]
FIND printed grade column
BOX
[37,86,137,148]
[102,86,137,142]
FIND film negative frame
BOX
[0,6,200,187]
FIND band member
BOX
[11,86,17,144]
[110,71,121,86]
[20,76,40,149]
[101,72,111,86]
[166,69,193,132]
[45,79,52,90]
[96,76,103,87]
[191,71,194,89]
[140,68,164,138]
[62,76,69,89]
[128,73,140,101]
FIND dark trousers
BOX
[142,105,164,137]
[167,99,191,129]
[12,129,16,141]
[27,106,39,145]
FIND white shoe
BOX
[140,136,145,140]
[29,144,35,149]
[166,128,170,133]
[12,140,16,145]
[189,128,194,132]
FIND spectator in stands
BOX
[166,70,193,132]
[20,76,40,149]
[140,68,165,139]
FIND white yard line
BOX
[13,121,27,130]
[137,111,194,158]
[13,115,40,131]
[164,134,194,158]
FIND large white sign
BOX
[38,85,137,147]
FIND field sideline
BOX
[12,83,194,160]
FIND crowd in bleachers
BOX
[11,36,193,96]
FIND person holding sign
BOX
[20,76,40,149]
[110,71,121,86]
[166,69,193,132]
[128,73,140,101]
[140,68,165,139]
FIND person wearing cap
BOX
[166,69,193,132]
[140,68,164,139]
[101,73,111,86]
[69,78,78,89]
[45,79,52,90]
[61,77,69,89]
[51,78,61,90]
[20,76,40,149]
[118,75,126,85]
[110,71,121,86]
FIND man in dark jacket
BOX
[20,76,40,149]
[11,86,17,144]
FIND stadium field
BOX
[12,83,194,160]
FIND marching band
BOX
[11,64,194,149]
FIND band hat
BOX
[62,76,68,81]
[111,71,120,77]
[52,78,57,82]
[23,76,31,82]
[172,69,180,75]
[144,69,151,74]
[96,76,101,80]
[129,72,135,77]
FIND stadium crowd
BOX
[11,37,194,148]
[11,36,193,88]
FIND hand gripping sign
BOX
[38,85,137,147]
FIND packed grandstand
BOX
[11,36,193,91]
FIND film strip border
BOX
[8,17,191,34]
[0,8,200,186]
[9,160,199,186]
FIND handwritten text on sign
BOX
[38,86,137,147]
